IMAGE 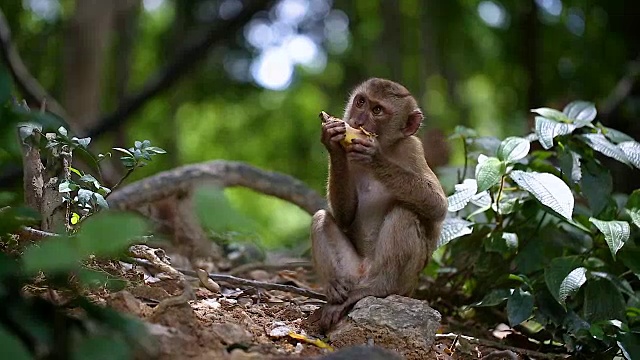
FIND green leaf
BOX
[580,160,612,216]
[447,179,478,212]
[72,334,131,360]
[509,170,574,220]
[22,235,82,274]
[449,125,478,139]
[59,180,79,193]
[545,256,582,306]
[57,126,68,137]
[79,174,101,189]
[507,288,534,326]
[558,148,582,183]
[475,155,503,192]
[145,146,167,154]
[531,107,569,122]
[72,136,91,148]
[77,189,93,205]
[497,136,530,163]
[563,101,597,126]
[626,190,640,229]
[0,324,32,360]
[603,127,635,143]
[134,140,142,149]
[618,141,640,169]
[534,116,576,149]
[93,193,109,210]
[618,332,640,360]
[112,147,133,157]
[437,217,473,247]
[589,218,630,259]
[583,278,625,322]
[558,267,587,306]
[69,167,83,177]
[76,212,147,257]
[471,288,510,307]
[580,133,630,165]
[502,232,518,249]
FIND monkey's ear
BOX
[403,109,424,136]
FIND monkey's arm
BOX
[326,156,358,229]
[372,155,447,221]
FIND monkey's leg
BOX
[320,208,427,329]
[310,209,362,304]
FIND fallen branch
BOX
[228,260,313,276]
[435,333,568,360]
[108,160,327,215]
[128,257,326,301]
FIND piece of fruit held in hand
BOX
[318,111,377,148]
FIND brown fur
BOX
[310,78,447,331]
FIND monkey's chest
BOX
[354,178,394,235]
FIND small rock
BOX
[108,290,148,317]
[328,295,441,360]
[269,322,292,337]
[211,322,253,345]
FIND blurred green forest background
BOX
[1,0,639,250]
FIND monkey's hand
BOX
[321,120,347,154]
[346,137,379,164]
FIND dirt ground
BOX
[76,253,568,360]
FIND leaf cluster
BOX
[438,101,640,358]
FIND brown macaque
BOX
[310,78,447,331]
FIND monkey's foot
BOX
[325,278,352,304]
[316,303,351,333]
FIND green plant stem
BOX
[106,169,133,198]
[460,137,469,182]
[495,175,506,228]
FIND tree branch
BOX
[86,0,275,138]
[0,8,68,119]
[107,160,327,215]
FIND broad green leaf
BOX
[618,141,640,169]
[580,161,612,216]
[22,235,82,274]
[589,218,630,259]
[471,288,511,307]
[545,256,582,306]
[71,212,80,225]
[563,101,596,126]
[449,125,478,139]
[145,146,167,154]
[59,181,78,193]
[509,170,574,220]
[626,190,640,229]
[76,212,147,257]
[470,191,491,208]
[618,332,640,360]
[497,136,530,163]
[93,193,109,209]
[558,267,587,306]
[72,334,130,360]
[502,232,518,249]
[112,147,133,157]
[57,126,68,137]
[0,325,32,360]
[437,217,473,247]
[534,116,576,149]
[507,288,534,326]
[558,148,581,183]
[72,136,91,148]
[447,179,477,212]
[580,133,630,165]
[77,189,93,205]
[79,174,100,189]
[469,137,501,156]
[603,127,635,143]
[531,107,569,122]
[583,278,625,322]
[475,156,503,192]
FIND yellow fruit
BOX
[340,123,368,147]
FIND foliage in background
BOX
[436,101,640,358]
[0,68,164,358]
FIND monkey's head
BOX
[343,78,424,146]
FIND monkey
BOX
[310,78,447,331]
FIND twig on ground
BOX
[127,257,326,301]
[436,333,568,360]
[129,245,195,311]
[228,260,313,276]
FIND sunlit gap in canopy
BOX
[143,0,166,12]
[243,0,348,91]
[477,1,509,29]
[22,0,60,22]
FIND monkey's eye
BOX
[372,105,383,115]
[355,97,365,107]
